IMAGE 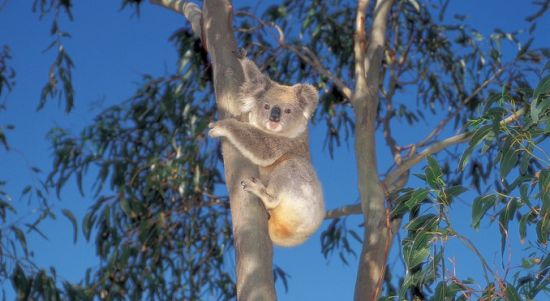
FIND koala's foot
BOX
[240,177,260,194]
[241,177,280,209]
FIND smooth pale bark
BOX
[352,0,395,300]
[202,2,276,300]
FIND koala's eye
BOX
[284,108,292,114]
[264,104,270,110]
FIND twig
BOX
[526,0,550,22]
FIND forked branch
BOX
[326,107,526,220]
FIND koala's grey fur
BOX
[208,59,325,247]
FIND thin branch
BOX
[414,107,459,149]
[325,203,362,219]
[149,0,202,37]
[385,107,526,186]
[325,170,408,220]
[416,66,507,148]
[526,0,550,22]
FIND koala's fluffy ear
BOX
[241,59,266,83]
[295,84,319,120]
[239,59,270,113]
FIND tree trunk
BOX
[202,1,276,300]
[353,96,389,301]
[351,0,395,300]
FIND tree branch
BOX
[384,107,526,187]
[352,0,369,104]
[325,170,408,220]
[286,44,353,99]
[149,0,202,37]
[352,0,395,300]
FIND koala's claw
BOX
[240,177,257,192]
[240,180,249,190]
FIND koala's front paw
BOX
[240,177,258,192]
[208,122,226,138]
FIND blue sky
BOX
[1,0,549,300]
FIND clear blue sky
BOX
[0,1,548,300]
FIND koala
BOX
[208,59,325,247]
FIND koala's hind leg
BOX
[241,177,280,209]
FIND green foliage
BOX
[33,0,75,113]
[11,264,92,301]
[0,180,91,300]
[37,42,75,113]
[46,70,234,298]
[391,72,550,299]
[0,45,15,100]
[320,218,361,265]
[33,0,73,20]
[1,36,86,300]
[460,75,550,250]
[0,45,15,150]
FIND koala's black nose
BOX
[269,106,281,122]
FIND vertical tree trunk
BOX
[202,1,276,300]
[352,0,395,300]
[353,99,388,301]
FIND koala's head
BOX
[239,59,319,138]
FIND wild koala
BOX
[208,59,325,247]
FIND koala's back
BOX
[263,153,325,247]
